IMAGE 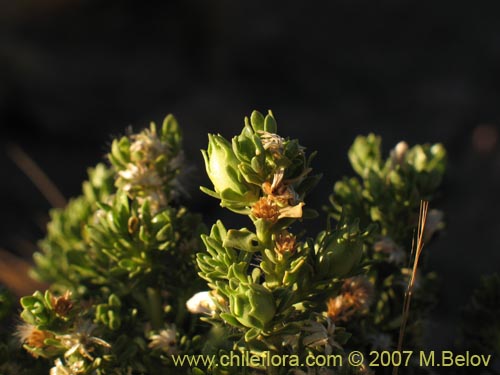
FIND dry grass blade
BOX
[6,143,66,209]
[393,200,429,375]
[0,248,48,297]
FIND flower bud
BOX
[390,141,409,166]
[228,284,276,329]
[205,135,241,192]
[325,236,363,278]
[318,226,364,279]
[202,134,259,209]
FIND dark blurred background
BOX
[1,0,499,350]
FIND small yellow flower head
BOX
[252,186,304,223]
[326,296,350,323]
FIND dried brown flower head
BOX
[327,276,374,323]
[51,291,74,317]
[258,131,285,159]
[16,323,54,350]
[262,169,298,207]
[275,231,297,256]
[251,197,280,223]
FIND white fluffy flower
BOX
[186,291,217,315]
[49,358,84,375]
[56,321,110,361]
[390,141,409,166]
[148,326,178,354]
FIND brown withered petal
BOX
[262,181,274,196]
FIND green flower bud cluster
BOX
[18,290,119,374]
[325,134,447,372]
[20,290,70,330]
[329,134,446,243]
[314,219,372,281]
[84,189,198,283]
[1,285,50,375]
[18,116,206,374]
[197,111,370,373]
[201,110,320,219]
[3,115,454,375]
[110,115,184,213]
[32,164,114,292]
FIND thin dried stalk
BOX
[393,200,429,375]
[0,248,48,297]
[6,144,66,208]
